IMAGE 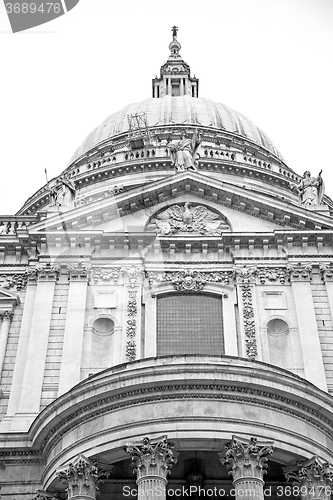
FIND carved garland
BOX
[241,285,257,360]
[122,266,143,362]
[146,269,233,291]
[233,266,257,360]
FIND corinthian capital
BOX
[57,454,110,500]
[284,456,333,500]
[287,263,312,282]
[36,264,60,282]
[221,436,274,482]
[125,435,178,481]
[0,310,14,322]
[319,263,333,282]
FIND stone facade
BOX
[1,29,333,500]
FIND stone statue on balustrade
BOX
[169,129,201,172]
[291,170,325,207]
[55,177,76,208]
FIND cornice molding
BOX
[2,357,331,459]
[23,172,333,233]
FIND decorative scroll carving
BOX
[125,436,178,481]
[147,203,230,236]
[57,454,110,500]
[146,269,233,290]
[241,285,257,360]
[284,456,333,500]
[222,436,274,482]
[287,263,312,282]
[319,263,333,283]
[233,265,257,284]
[122,266,144,362]
[166,269,207,291]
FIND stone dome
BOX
[69,95,283,165]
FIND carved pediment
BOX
[146,203,231,236]
[0,287,20,309]
[26,171,333,234]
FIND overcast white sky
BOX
[0,0,333,214]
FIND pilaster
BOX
[15,265,59,428]
[288,263,327,390]
[220,436,274,500]
[320,263,333,331]
[125,436,178,500]
[0,310,14,379]
[284,456,333,500]
[58,264,89,395]
[2,276,37,429]
[222,289,238,356]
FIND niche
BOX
[89,316,114,370]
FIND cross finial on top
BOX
[171,26,178,39]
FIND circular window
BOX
[267,318,289,335]
[92,317,114,336]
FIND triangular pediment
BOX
[0,288,20,306]
[29,171,333,234]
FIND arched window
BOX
[156,293,224,356]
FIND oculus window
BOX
[157,293,224,356]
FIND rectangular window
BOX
[157,293,224,356]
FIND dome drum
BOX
[18,122,295,216]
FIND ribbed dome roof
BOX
[69,95,283,164]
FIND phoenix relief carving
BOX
[147,203,230,236]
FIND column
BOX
[4,277,37,426]
[220,436,274,500]
[57,454,110,500]
[289,263,327,390]
[284,456,333,500]
[17,265,59,420]
[0,310,14,377]
[58,264,88,395]
[167,78,172,96]
[125,436,178,500]
[180,78,184,96]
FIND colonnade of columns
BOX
[48,436,333,500]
